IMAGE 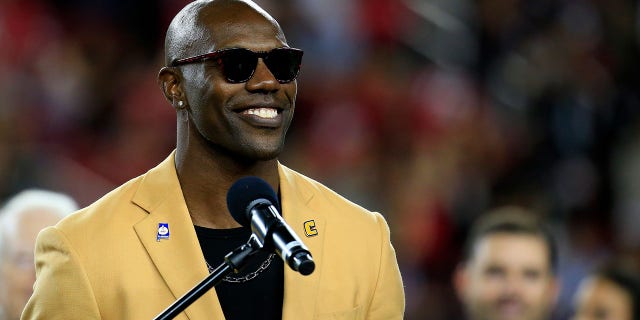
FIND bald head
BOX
[164,0,286,66]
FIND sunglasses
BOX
[171,47,303,84]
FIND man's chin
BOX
[246,143,285,161]
[490,307,530,320]
[476,304,528,320]
[248,149,281,162]
[210,141,283,163]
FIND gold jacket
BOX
[22,152,405,319]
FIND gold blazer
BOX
[22,152,405,319]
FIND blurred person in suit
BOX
[0,189,78,320]
[572,263,640,320]
[454,206,560,320]
[21,0,405,319]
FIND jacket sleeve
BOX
[21,226,101,320]
[367,213,405,319]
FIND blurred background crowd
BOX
[1,0,639,318]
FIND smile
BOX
[242,107,279,119]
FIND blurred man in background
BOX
[572,263,640,320]
[454,206,559,320]
[0,189,78,320]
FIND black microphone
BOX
[227,176,315,276]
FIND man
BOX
[572,263,640,320]
[21,1,405,319]
[454,206,559,320]
[0,189,78,320]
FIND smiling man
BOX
[454,206,559,320]
[572,263,640,320]
[21,1,404,319]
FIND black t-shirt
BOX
[194,225,284,320]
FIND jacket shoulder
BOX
[55,174,146,234]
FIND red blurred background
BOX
[1,0,639,318]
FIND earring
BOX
[177,101,184,108]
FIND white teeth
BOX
[245,108,278,119]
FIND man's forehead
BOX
[5,208,61,239]
[470,233,551,269]
[204,23,286,52]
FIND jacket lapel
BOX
[279,164,326,319]
[129,156,323,319]
[132,153,225,319]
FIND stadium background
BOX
[1,0,639,318]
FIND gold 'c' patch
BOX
[303,220,318,237]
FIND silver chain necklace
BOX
[206,253,277,283]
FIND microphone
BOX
[227,176,315,276]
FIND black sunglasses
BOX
[171,47,303,84]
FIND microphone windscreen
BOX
[226,176,279,227]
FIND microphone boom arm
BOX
[153,236,262,320]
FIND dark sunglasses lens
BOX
[265,49,302,83]
[221,49,257,83]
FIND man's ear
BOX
[453,263,469,300]
[158,67,186,109]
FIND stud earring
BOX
[177,101,184,107]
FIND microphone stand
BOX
[153,235,262,320]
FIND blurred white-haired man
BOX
[0,189,78,320]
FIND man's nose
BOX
[501,275,524,295]
[245,59,280,92]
